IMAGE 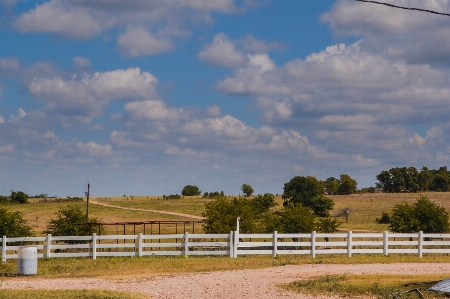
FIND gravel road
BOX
[2,263,448,298]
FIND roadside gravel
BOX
[2,263,448,298]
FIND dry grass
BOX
[3,192,450,235]
[283,273,448,299]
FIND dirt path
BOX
[2,263,448,298]
[90,200,205,220]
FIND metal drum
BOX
[18,246,37,275]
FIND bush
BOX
[0,208,33,237]
[376,212,391,224]
[10,190,28,204]
[45,205,104,242]
[279,204,316,233]
[389,195,449,233]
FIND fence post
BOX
[92,233,97,260]
[2,235,6,263]
[184,232,189,258]
[347,231,352,258]
[233,230,239,258]
[273,231,278,258]
[383,231,388,256]
[418,231,423,258]
[138,233,143,257]
[229,231,234,258]
[45,234,52,258]
[311,231,316,258]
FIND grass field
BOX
[0,289,146,299]
[282,273,448,299]
[2,192,450,234]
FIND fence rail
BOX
[2,231,450,262]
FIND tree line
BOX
[376,166,450,193]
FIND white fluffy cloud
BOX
[125,100,179,122]
[28,67,158,119]
[197,33,247,68]
[321,0,450,64]
[117,27,173,57]
[12,0,250,56]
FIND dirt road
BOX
[90,200,205,220]
[2,263,448,298]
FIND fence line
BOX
[2,231,450,262]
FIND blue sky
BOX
[0,0,449,197]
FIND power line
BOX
[356,0,450,17]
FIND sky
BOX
[0,0,449,197]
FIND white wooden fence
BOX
[2,231,450,262]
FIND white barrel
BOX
[18,246,37,275]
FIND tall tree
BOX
[282,176,324,207]
[241,184,254,197]
[181,185,201,196]
[10,190,28,204]
[324,177,339,195]
[337,174,357,195]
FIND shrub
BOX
[376,212,391,224]
[0,208,33,237]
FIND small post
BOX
[234,229,239,258]
[184,231,189,258]
[138,233,143,257]
[92,233,97,260]
[236,216,240,234]
[347,231,352,258]
[273,231,278,258]
[2,235,6,263]
[311,231,316,258]
[418,231,423,258]
[229,231,234,258]
[45,234,52,258]
[383,231,388,256]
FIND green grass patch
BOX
[0,289,147,299]
[283,274,448,298]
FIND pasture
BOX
[7,192,450,235]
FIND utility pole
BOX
[85,182,90,223]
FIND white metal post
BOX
[418,231,423,258]
[236,217,240,234]
[347,231,352,258]
[138,233,143,257]
[383,231,389,256]
[233,229,239,258]
[229,231,234,258]
[184,232,189,257]
[311,231,316,258]
[92,233,97,260]
[2,235,6,263]
[273,231,278,258]
[45,234,52,258]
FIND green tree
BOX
[0,195,9,203]
[389,196,449,233]
[282,176,324,207]
[310,195,335,217]
[45,206,103,241]
[241,184,254,197]
[10,190,28,204]
[202,196,257,233]
[251,193,277,214]
[181,185,201,196]
[316,217,340,233]
[337,174,357,195]
[0,208,33,237]
[279,204,316,233]
[324,177,339,195]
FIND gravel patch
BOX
[1,263,449,298]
